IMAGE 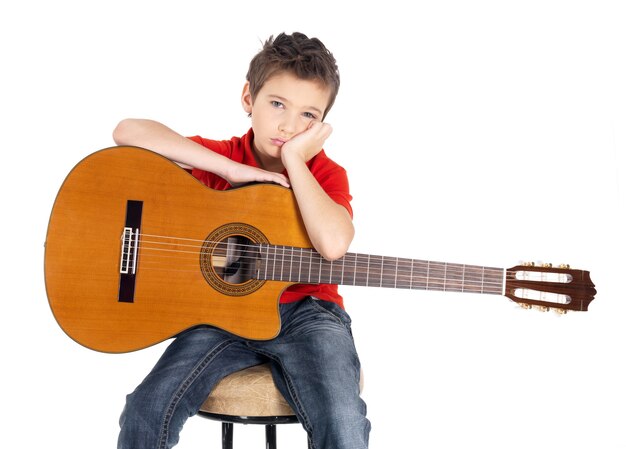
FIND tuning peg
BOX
[522,261,535,267]
[553,308,567,315]
[519,303,532,310]
[559,263,570,269]
[541,262,552,268]
[534,305,550,312]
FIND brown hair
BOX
[246,32,340,119]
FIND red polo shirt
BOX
[188,129,352,308]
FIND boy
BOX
[113,32,369,449]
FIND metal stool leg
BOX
[222,422,233,449]
[265,424,277,449]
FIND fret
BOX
[481,266,485,293]
[448,264,467,291]
[280,246,285,281]
[462,265,487,293]
[289,246,295,281]
[339,256,346,285]
[287,246,297,282]
[461,265,465,291]
[271,245,277,281]
[340,253,357,286]
[483,267,505,295]
[381,256,396,288]
[334,258,343,285]
[307,250,313,284]
[351,253,369,286]
[333,256,344,285]
[259,245,269,279]
[272,246,284,282]
[318,252,325,283]
[367,255,383,287]
[426,261,446,291]
[277,246,284,281]
[269,245,276,281]
[260,245,269,279]
[410,260,429,290]
[394,257,398,288]
[299,248,312,283]
[396,257,413,289]
[317,251,324,283]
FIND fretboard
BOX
[256,244,505,295]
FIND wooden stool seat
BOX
[197,363,363,448]
[199,363,295,418]
[197,364,299,449]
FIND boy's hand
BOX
[281,122,332,165]
[226,162,290,188]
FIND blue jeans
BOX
[118,297,370,449]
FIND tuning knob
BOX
[522,261,535,267]
[553,308,567,315]
[559,263,570,269]
[534,305,550,312]
[541,262,552,268]
[519,303,532,310]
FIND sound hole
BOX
[200,223,268,297]
[212,236,258,284]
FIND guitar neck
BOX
[257,244,505,295]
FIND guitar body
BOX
[45,146,311,353]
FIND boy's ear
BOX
[241,82,253,114]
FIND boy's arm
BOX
[281,122,354,261]
[112,119,290,188]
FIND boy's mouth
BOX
[271,138,287,147]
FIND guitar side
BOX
[44,147,312,353]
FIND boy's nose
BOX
[278,114,297,135]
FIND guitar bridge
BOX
[118,200,143,303]
[120,227,139,275]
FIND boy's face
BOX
[241,71,331,171]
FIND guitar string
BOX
[133,234,541,275]
[136,251,506,280]
[135,245,567,306]
[134,247,569,304]
[130,236,506,289]
[134,232,506,274]
[134,262,505,292]
[132,234,507,275]
[134,247,569,303]
[133,236,552,290]
[133,233,536,276]
[133,233,507,277]
[120,234,576,303]
[135,258,505,290]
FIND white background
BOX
[2,1,624,448]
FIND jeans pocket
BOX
[308,297,353,330]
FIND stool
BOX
[197,363,300,449]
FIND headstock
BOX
[505,263,596,313]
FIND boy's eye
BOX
[271,100,284,108]
[303,112,317,120]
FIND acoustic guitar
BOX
[44,147,596,353]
